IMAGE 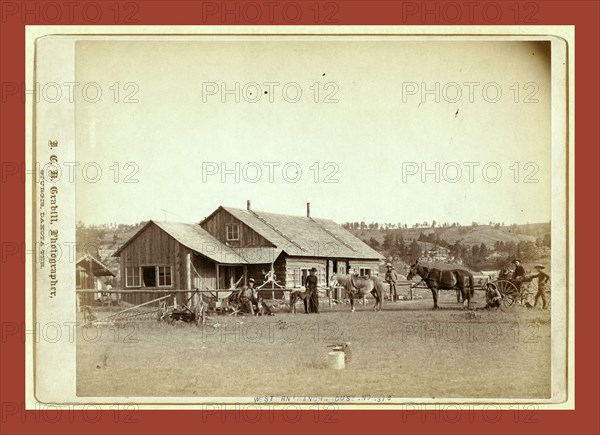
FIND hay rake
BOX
[84,295,173,327]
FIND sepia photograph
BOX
[30,29,570,406]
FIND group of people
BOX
[237,258,550,314]
[236,267,320,315]
[484,259,550,310]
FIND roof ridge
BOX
[308,217,357,252]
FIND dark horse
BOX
[330,274,384,312]
[406,260,475,309]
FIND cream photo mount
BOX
[27,26,573,410]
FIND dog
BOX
[256,297,274,316]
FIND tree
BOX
[383,231,395,251]
[367,237,380,250]
[396,234,406,260]
[471,244,480,257]
[479,242,488,258]
[409,240,421,260]
[543,233,551,248]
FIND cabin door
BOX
[218,265,244,289]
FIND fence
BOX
[75,279,443,312]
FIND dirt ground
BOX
[76,288,551,399]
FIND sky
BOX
[75,38,552,226]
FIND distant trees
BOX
[543,233,551,248]
[342,220,549,269]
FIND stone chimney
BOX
[247,200,251,211]
[306,202,311,218]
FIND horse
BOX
[330,273,384,312]
[406,259,474,309]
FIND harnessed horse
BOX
[406,260,474,309]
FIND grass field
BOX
[76,288,551,399]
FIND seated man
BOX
[511,258,526,293]
[512,259,526,281]
[483,283,502,309]
[237,278,259,315]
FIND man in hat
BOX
[532,264,550,309]
[305,267,319,314]
[511,259,526,281]
[511,258,526,296]
[237,278,258,315]
[384,262,399,302]
[483,282,503,309]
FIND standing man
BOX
[305,267,319,314]
[238,278,258,315]
[532,264,550,309]
[385,263,399,302]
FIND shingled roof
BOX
[114,208,382,264]
[212,206,383,260]
[76,254,115,277]
[113,220,251,264]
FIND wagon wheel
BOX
[494,279,519,308]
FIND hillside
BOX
[351,223,547,246]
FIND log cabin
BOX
[113,202,383,302]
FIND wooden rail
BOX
[76,281,439,309]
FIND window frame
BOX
[126,265,172,288]
[157,265,173,288]
[359,267,371,277]
[225,224,240,241]
[125,266,141,288]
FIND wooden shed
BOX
[76,254,115,306]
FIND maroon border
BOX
[1,1,598,434]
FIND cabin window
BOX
[125,267,141,288]
[291,267,324,287]
[359,267,371,277]
[291,268,301,287]
[226,224,239,241]
[127,266,172,288]
[142,266,157,287]
[158,266,172,287]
